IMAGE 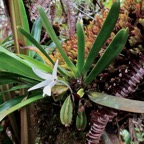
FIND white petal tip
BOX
[28,88,32,92]
[42,93,51,97]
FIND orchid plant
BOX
[0,0,141,123]
[0,0,144,143]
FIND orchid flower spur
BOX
[28,60,72,96]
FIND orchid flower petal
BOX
[32,67,54,80]
[43,81,57,96]
[43,86,51,96]
[52,59,58,77]
[28,80,48,91]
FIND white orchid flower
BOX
[28,60,72,96]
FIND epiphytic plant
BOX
[0,0,144,143]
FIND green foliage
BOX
[0,46,41,81]
[135,128,144,142]
[82,1,120,76]
[88,92,144,113]
[60,96,73,127]
[29,17,42,58]
[18,54,52,73]
[76,22,85,74]
[120,128,144,144]
[0,35,14,50]
[0,94,43,121]
[84,28,129,84]
[18,26,54,64]
[120,129,131,144]
[38,6,78,78]
[0,1,139,137]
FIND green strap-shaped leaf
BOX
[19,54,52,73]
[0,95,25,112]
[30,17,42,57]
[18,26,54,64]
[0,71,38,85]
[18,27,70,78]
[0,52,41,81]
[0,45,27,63]
[31,18,42,43]
[38,6,78,78]
[0,72,24,85]
[76,22,85,74]
[88,92,144,113]
[82,1,120,75]
[0,79,16,85]
[85,28,128,84]
[0,95,43,121]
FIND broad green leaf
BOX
[0,52,41,81]
[88,92,144,113]
[30,17,42,57]
[76,22,85,74]
[0,94,43,121]
[85,28,128,84]
[0,45,26,61]
[82,1,120,75]
[38,6,78,78]
[19,54,52,73]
